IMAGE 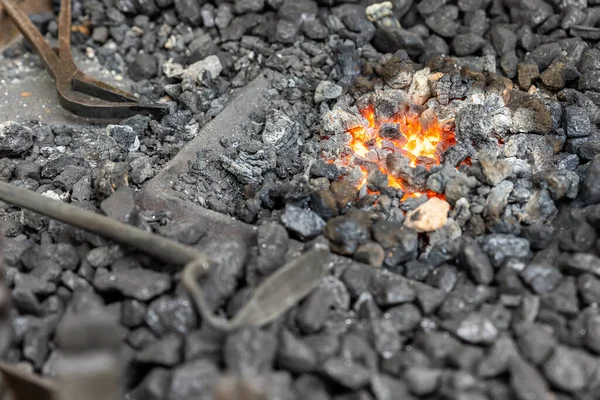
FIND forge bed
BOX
[1,0,600,399]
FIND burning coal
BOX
[320,89,456,199]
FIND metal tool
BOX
[0,179,329,398]
[0,0,169,119]
[0,0,52,50]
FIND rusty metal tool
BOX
[0,0,169,119]
[0,179,330,333]
[0,0,52,50]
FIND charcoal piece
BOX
[515,322,557,365]
[425,9,459,38]
[281,205,326,241]
[330,180,358,209]
[537,169,579,201]
[560,221,596,252]
[452,33,486,56]
[490,25,517,55]
[372,24,424,57]
[297,277,349,333]
[341,333,378,370]
[136,334,182,367]
[128,53,158,81]
[334,43,362,87]
[370,317,403,359]
[459,241,494,285]
[293,375,329,400]
[314,81,343,103]
[571,25,600,39]
[278,0,317,21]
[414,330,461,362]
[172,0,202,25]
[341,262,377,298]
[582,154,600,204]
[194,237,247,313]
[430,73,471,105]
[145,294,197,337]
[303,20,329,40]
[302,334,340,364]
[129,368,172,400]
[275,20,300,44]
[370,374,411,400]
[12,288,43,316]
[529,42,563,72]
[256,222,288,275]
[484,181,513,221]
[509,356,550,400]
[376,55,413,89]
[541,278,579,316]
[404,260,434,281]
[310,160,340,180]
[183,328,222,362]
[224,327,277,372]
[578,48,600,73]
[500,50,519,78]
[234,0,264,13]
[168,360,219,400]
[93,267,171,301]
[558,252,600,277]
[22,327,50,369]
[523,189,558,224]
[446,312,498,345]
[421,35,449,63]
[277,330,316,373]
[585,314,600,353]
[354,242,385,268]
[477,335,518,378]
[372,274,416,306]
[0,122,33,158]
[540,59,579,91]
[578,130,600,159]
[311,191,339,220]
[520,262,562,294]
[542,346,589,392]
[579,274,600,305]
[121,300,146,328]
[416,0,446,15]
[404,367,441,396]
[579,70,600,92]
[517,63,539,89]
[322,358,371,390]
[425,264,458,293]
[563,105,591,138]
[458,0,483,11]
[504,134,554,174]
[324,211,371,256]
[509,98,553,135]
[480,234,531,268]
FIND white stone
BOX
[404,197,451,233]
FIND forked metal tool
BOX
[0,0,169,119]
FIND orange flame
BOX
[341,106,456,199]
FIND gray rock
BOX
[168,360,219,400]
[257,222,289,275]
[136,334,182,367]
[404,366,441,396]
[460,241,494,285]
[234,0,264,13]
[277,330,316,373]
[509,356,551,400]
[322,358,371,390]
[452,32,486,56]
[542,346,588,392]
[93,268,171,301]
[370,374,411,400]
[582,154,600,204]
[373,274,416,306]
[145,295,197,336]
[456,106,492,143]
[129,368,172,400]
[224,327,278,371]
[564,105,591,138]
[515,322,557,365]
[452,313,498,345]
[0,122,33,157]
[281,205,326,240]
[314,81,343,103]
[262,109,298,150]
[480,234,531,268]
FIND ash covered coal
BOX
[2,0,600,398]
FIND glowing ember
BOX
[332,105,456,199]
